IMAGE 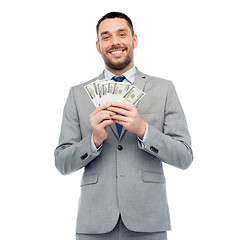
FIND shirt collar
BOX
[104,66,136,84]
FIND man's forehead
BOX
[98,18,130,34]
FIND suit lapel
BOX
[98,72,105,80]
[134,69,147,94]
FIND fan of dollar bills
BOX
[84,78,145,107]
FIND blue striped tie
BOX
[112,75,126,136]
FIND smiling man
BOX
[96,15,137,73]
[55,12,193,240]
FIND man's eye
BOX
[120,33,126,37]
[103,36,110,40]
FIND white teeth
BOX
[111,50,123,54]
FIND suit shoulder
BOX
[142,72,173,87]
[69,76,100,94]
[143,73,172,83]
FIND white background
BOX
[1,0,238,239]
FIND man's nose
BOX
[111,35,120,45]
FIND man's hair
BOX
[96,12,134,38]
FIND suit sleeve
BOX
[54,87,100,175]
[139,82,193,169]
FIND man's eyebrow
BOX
[101,31,109,36]
[100,28,129,36]
[118,28,128,31]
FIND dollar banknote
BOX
[84,78,145,107]
[120,85,145,106]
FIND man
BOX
[55,12,193,240]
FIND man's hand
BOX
[90,102,115,148]
[108,102,147,139]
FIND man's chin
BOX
[107,64,127,71]
[105,59,132,71]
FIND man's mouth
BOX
[108,48,126,56]
[111,50,123,55]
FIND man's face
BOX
[96,18,138,72]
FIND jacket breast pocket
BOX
[80,174,99,187]
[142,171,166,183]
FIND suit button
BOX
[117,145,123,151]
[150,146,158,153]
[81,153,88,160]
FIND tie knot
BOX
[112,75,125,82]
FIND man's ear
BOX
[133,34,138,49]
[96,41,101,54]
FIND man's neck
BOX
[105,64,135,76]
[104,66,136,84]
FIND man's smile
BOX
[108,47,127,57]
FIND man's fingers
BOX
[92,110,115,126]
[99,110,116,117]
[111,114,127,122]
[107,106,128,116]
[90,102,112,117]
[111,101,134,111]
[108,101,136,116]
[100,119,114,128]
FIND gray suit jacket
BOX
[55,69,193,234]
